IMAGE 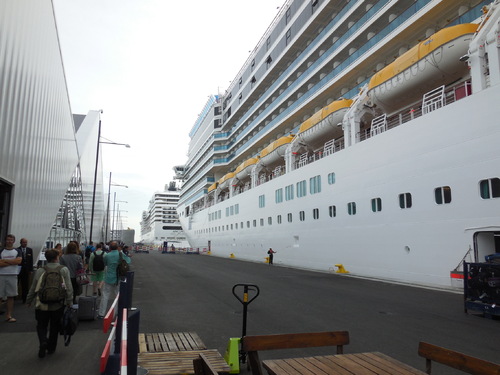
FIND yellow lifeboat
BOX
[234,157,259,180]
[296,99,352,149]
[217,172,235,190]
[207,182,218,193]
[367,23,478,114]
[259,135,295,166]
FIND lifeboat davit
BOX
[367,23,478,114]
[217,172,235,190]
[259,135,295,167]
[234,157,259,180]
[296,99,352,150]
[207,182,218,193]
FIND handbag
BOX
[60,306,78,346]
[76,268,89,285]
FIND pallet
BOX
[139,332,207,353]
[138,349,230,375]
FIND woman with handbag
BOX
[60,242,83,304]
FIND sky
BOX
[52,0,284,237]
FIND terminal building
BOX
[0,1,105,257]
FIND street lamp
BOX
[111,195,128,241]
[104,173,128,243]
[89,114,130,244]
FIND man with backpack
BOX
[89,243,105,296]
[26,249,73,358]
[97,241,131,319]
[84,241,95,266]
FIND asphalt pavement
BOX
[1,250,498,375]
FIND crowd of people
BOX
[0,235,131,358]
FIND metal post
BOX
[105,172,112,243]
[89,118,102,243]
[112,192,116,241]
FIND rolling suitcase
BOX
[77,296,97,320]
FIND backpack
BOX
[60,306,78,346]
[92,251,105,271]
[85,245,93,258]
[38,265,66,304]
[116,252,130,279]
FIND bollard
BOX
[127,308,140,375]
[334,264,349,273]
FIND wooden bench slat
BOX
[165,332,179,351]
[242,331,349,351]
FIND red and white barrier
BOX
[120,308,128,375]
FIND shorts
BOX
[0,276,18,299]
[91,270,105,282]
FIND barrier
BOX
[99,271,140,375]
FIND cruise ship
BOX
[141,180,189,248]
[177,0,500,289]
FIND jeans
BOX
[98,282,118,317]
[35,307,64,352]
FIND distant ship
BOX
[141,181,189,248]
[177,0,500,289]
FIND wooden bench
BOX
[193,353,228,375]
[138,349,230,375]
[139,332,207,353]
[242,331,350,375]
[418,341,500,375]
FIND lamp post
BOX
[88,113,130,243]
[104,174,128,243]
[111,194,128,241]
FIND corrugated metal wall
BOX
[0,0,103,254]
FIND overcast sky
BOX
[52,0,283,237]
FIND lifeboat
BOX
[367,23,478,114]
[217,172,235,190]
[296,99,352,149]
[234,157,259,180]
[207,182,218,193]
[259,135,295,167]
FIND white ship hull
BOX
[179,86,500,288]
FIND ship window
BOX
[479,178,500,199]
[371,198,382,212]
[226,225,229,231]
[266,55,272,69]
[247,221,250,228]
[230,206,234,215]
[268,217,272,225]
[347,202,356,215]
[251,59,255,71]
[253,219,257,227]
[235,204,239,214]
[329,205,336,217]
[328,172,336,185]
[259,194,265,208]
[218,210,221,219]
[226,207,229,217]
[287,213,293,222]
[435,186,452,204]
[310,175,321,194]
[313,208,319,220]
[231,224,233,230]
[235,223,238,229]
[275,188,283,203]
[285,184,294,200]
[399,193,412,209]
[286,28,291,46]
[238,77,242,87]
[277,215,282,224]
[266,36,271,51]
[260,218,264,226]
[297,180,307,198]
[299,211,305,221]
[286,7,291,24]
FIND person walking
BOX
[0,234,22,322]
[89,243,105,296]
[97,241,131,318]
[60,242,83,304]
[267,248,277,265]
[17,238,34,303]
[26,249,73,358]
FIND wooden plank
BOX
[158,333,169,352]
[243,331,349,352]
[361,352,425,375]
[165,332,179,351]
[152,333,162,352]
[179,332,195,350]
[172,332,187,350]
[138,333,148,353]
[189,332,207,350]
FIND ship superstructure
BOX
[177,0,500,289]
